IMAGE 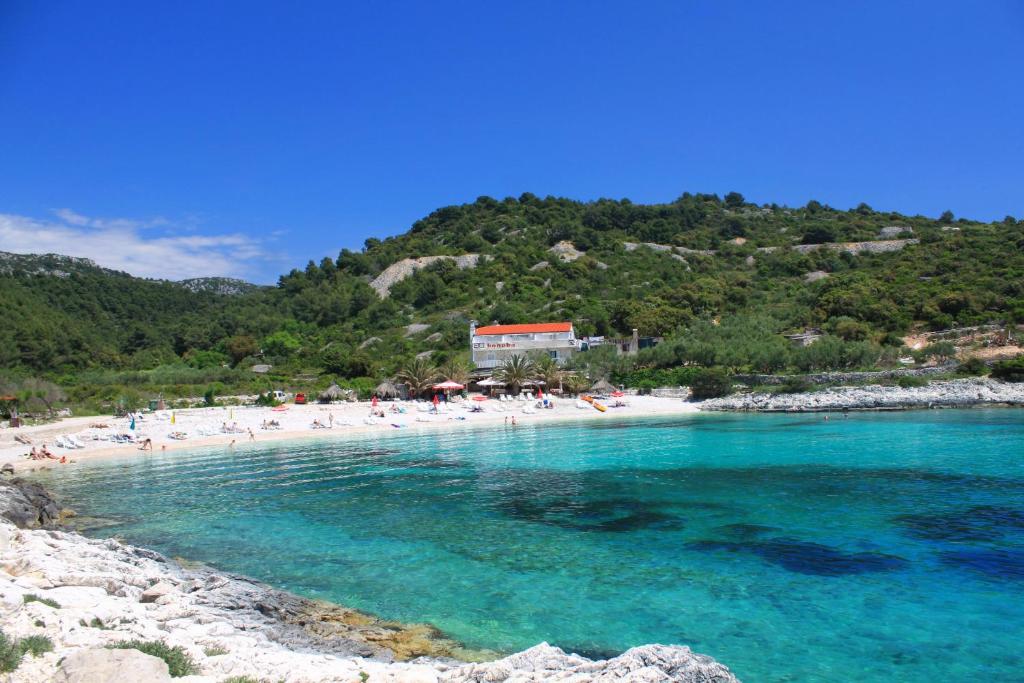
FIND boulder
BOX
[56,648,172,683]
[442,642,739,682]
[140,581,176,603]
[0,478,63,528]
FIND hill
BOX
[1,193,1022,407]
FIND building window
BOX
[549,350,558,360]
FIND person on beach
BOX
[39,444,57,459]
[328,412,334,427]
[138,438,153,451]
[248,428,255,441]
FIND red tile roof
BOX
[474,322,573,336]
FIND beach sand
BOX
[0,395,700,472]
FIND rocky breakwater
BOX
[701,377,1024,412]
[0,479,740,682]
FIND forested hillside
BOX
[2,193,1022,407]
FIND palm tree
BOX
[396,357,439,399]
[495,354,536,396]
[532,354,563,393]
[562,373,590,396]
[438,356,471,385]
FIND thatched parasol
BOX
[590,378,616,394]
[374,380,400,399]
[318,383,345,404]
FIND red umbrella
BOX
[472,395,489,401]
[611,390,624,397]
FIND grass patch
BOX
[18,635,53,657]
[33,620,45,628]
[203,645,228,657]
[23,594,61,609]
[221,677,264,683]
[108,640,199,677]
[0,632,23,673]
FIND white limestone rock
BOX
[55,648,172,683]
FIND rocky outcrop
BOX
[0,478,63,528]
[370,255,480,297]
[549,241,584,262]
[702,378,1024,412]
[444,642,739,682]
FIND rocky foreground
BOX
[701,377,1024,412]
[0,479,739,682]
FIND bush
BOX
[221,677,264,683]
[0,632,23,673]
[109,641,199,677]
[991,357,1024,382]
[689,368,734,400]
[956,357,988,376]
[777,377,812,394]
[896,375,929,388]
[18,635,53,657]
[203,645,228,657]
[23,594,60,609]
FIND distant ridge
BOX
[0,251,258,294]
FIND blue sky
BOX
[1,1,1022,282]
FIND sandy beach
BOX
[0,395,701,473]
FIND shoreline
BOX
[0,396,700,474]
[0,479,740,682]
[4,378,1024,474]
[700,377,1024,413]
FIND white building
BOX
[471,321,577,369]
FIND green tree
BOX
[396,357,439,398]
[495,354,536,395]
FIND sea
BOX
[37,409,1024,682]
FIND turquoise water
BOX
[37,410,1024,682]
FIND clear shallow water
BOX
[38,410,1024,682]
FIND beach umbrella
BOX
[432,380,465,390]
[611,390,625,397]
[472,395,489,401]
[477,377,504,386]
[590,379,616,394]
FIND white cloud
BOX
[0,210,277,281]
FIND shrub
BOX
[991,357,1024,382]
[221,677,263,683]
[956,357,988,376]
[689,368,734,400]
[777,377,812,394]
[896,375,929,388]
[18,635,53,657]
[204,645,228,657]
[0,632,23,673]
[109,641,199,677]
[23,594,61,609]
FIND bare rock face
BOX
[139,580,176,603]
[443,642,740,682]
[56,648,172,683]
[0,478,63,528]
